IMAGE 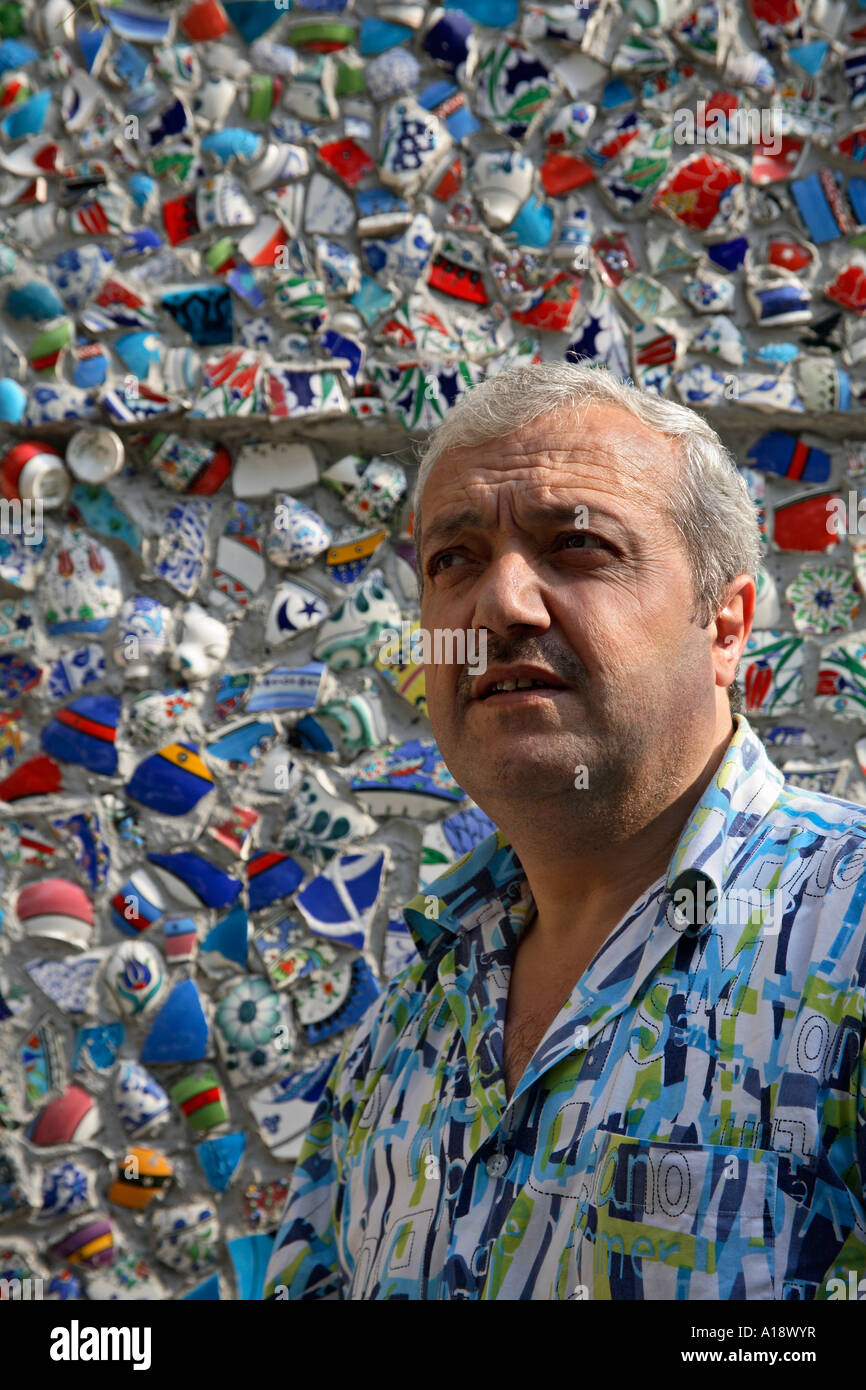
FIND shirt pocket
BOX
[573,1134,778,1300]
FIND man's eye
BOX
[429,551,467,575]
[559,532,606,550]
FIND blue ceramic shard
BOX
[350,739,463,817]
[294,714,337,754]
[0,39,37,71]
[111,39,150,86]
[72,1022,125,1073]
[126,743,215,815]
[441,805,497,857]
[162,286,234,346]
[115,329,162,378]
[201,129,262,163]
[788,39,829,75]
[5,280,65,322]
[707,238,749,273]
[196,1131,246,1192]
[356,186,408,219]
[227,1234,275,1301]
[1,90,51,139]
[140,978,209,1064]
[26,954,105,1016]
[99,6,174,42]
[120,227,163,256]
[247,851,304,912]
[417,79,480,140]
[40,694,122,776]
[78,24,110,73]
[295,850,387,950]
[245,662,326,713]
[0,379,26,421]
[206,719,274,766]
[444,0,517,23]
[600,77,632,108]
[182,1273,221,1299]
[791,172,847,244]
[360,17,412,53]
[147,851,242,909]
[201,905,249,969]
[128,172,156,207]
[224,0,282,42]
[509,195,554,249]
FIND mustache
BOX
[455,635,587,700]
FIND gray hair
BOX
[412,361,762,712]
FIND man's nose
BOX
[471,549,551,636]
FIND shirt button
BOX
[486,1152,508,1179]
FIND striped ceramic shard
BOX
[126,743,215,816]
[247,850,304,912]
[16,878,94,950]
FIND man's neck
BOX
[505,724,735,953]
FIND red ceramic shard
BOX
[634,326,677,369]
[162,192,200,246]
[825,261,866,315]
[752,135,803,185]
[767,238,814,273]
[189,445,232,494]
[773,491,842,552]
[651,153,743,232]
[699,91,740,128]
[592,231,638,288]
[838,127,866,162]
[430,155,463,202]
[181,0,230,41]
[318,138,374,187]
[512,273,583,333]
[0,754,63,801]
[93,279,151,317]
[28,1084,96,1146]
[540,151,595,197]
[427,253,488,305]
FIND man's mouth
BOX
[473,667,569,701]
[484,678,559,696]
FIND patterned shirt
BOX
[264,714,866,1300]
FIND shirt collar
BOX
[403,714,784,955]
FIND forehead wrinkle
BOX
[429,413,680,508]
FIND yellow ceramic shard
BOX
[375,621,427,715]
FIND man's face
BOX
[418,405,723,827]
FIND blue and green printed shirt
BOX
[264,715,866,1300]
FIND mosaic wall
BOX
[2,0,866,1300]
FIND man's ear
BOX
[712,575,756,694]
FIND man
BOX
[264,361,866,1300]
